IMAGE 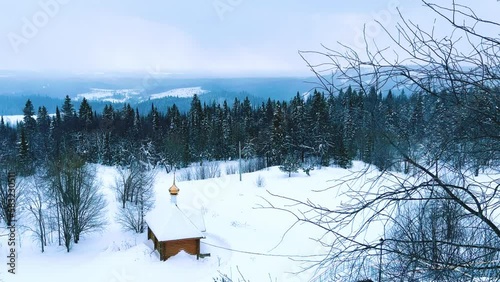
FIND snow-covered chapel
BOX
[145,177,206,261]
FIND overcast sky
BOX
[0,0,497,77]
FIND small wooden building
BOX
[145,180,206,261]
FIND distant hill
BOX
[0,75,315,115]
[0,95,63,116]
[0,73,411,115]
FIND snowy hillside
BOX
[149,87,209,100]
[72,87,209,104]
[74,88,143,103]
[0,162,386,282]
[2,114,56,127]
[2,115,24,126]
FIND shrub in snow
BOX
[179,161,221,181]
[202,161,221,179]
[240,158,266,173]
[301,164,314,176]
[279,155,300,177]
[225,164,238,175]
[255,175,265,187]
[179,169,192,181]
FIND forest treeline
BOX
[0,85,497,176]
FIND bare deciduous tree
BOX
[266,1,500,281]
[25,173,48,253]
[48,153,106,251]
[115,161,155,233]
[115,164,143,209]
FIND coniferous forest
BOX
[0,85,497,177]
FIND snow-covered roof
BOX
[184,208,206,233]
[145,202,205,242]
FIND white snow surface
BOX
[149,87,209,99]
[0,162,389,282]
[185,207,207,232]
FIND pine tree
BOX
[359,86,378,163]
[163,104,186,168]
[102,104,115,131]
[327,90,349,168]
[36,106,51,164]
[133,108,141,139]
[55,106,61,124]
[120,104,135,136]
[270,102,285,165]
[289,92,308,162]
[103,132,113,165]
[206,103,225,160]
[37,106,50,134]
[150,104,160,133]
[0,116,5,133]
[49,107,63,160]
[409,93,425,141]
[241,96,253,143]
[18,128,33,175]
[188,95,204,161]
[341,86,358,165]
[78,98,93,131]
[279,153,300,177]
[308,90,331,166]
[221,100,233,158]
[62,96,74,117]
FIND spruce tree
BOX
[23,99,36,135]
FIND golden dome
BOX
[169,183,179,195]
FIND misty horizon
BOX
[1,0,497,76]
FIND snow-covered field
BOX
[0,162,381,282]
[2,114,56,127]
[149,87,209,100]
[75,89,143,103]
[71,86,209,104]
[2,115,24,126]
